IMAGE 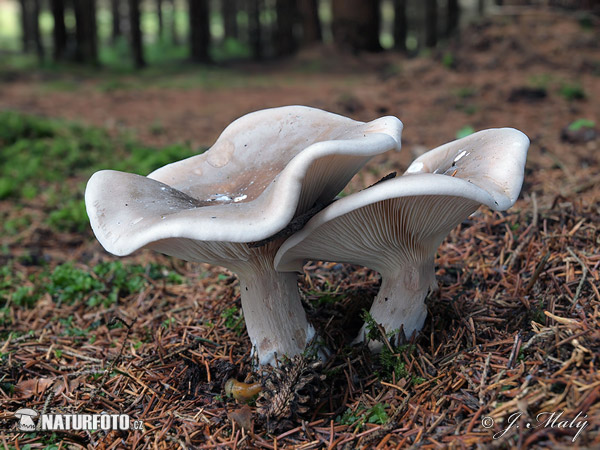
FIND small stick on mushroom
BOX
[275,128,530,351]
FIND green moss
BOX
[559,82,586,100]
[0,111,200,200]
[221,306,245,335]
[456,125,475,139]
[568,118,595,131]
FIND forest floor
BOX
[1,6,599,449]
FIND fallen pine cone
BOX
[256,354,327,432]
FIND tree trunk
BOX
[298,0,321,45]
[73,0,98,64]
[170,0,179,44]
[331,0,381,52]
[51,0,67,60]
[111,0,121,43]
[393,0,406,52]
[188,0,210,63]
[129,0,145,68]
[275,0,297,56]
[19,0,42,57]
[157,0,164,39]
[19,0,32,53]
[446,0,460,37]
[248,0,262,60]
[222,0,238,39]
[32,0,44,61]
[424,0,437,48]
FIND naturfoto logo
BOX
[11,409,144,432]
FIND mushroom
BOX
[275,128,529,350]
[85,105,403,366]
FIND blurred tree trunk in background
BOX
[298,0,321,45]
[74,0,98,64]
[478,0,485,15]
[51,0,67,60]
[129,0,146,68]
[331,0,381,52]
[447,0,460,37]
[189,0,211,62]
[275,0,297,56]
[170,0,180,44]
[31,0,44,61]
[19,0,43,59]
[393,0,406,52]
[222,0,239,39]
[157,0,164,39]
[425,0,437,47]
[19,0,32,53]
[248,0,262,60]
[111,0,122,43]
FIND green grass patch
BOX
[456,125,475,139]
[221,305,245,335]
[0,260,184,317]
[0,111,200,201]
[362,310,427,385]
[336,403,390,430]
[568,118,595,131]
[559,82,586,101]
[0,111,201,233]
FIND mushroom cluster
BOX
[86,106,529,366]
[86,106,403,366]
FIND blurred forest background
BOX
[1,0,598,70]
[1,0,600,448]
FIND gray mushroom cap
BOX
[275,128,530,273]
[85,105,403,257]
[404,127,529,209]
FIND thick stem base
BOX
[355,265,434,351]
[238,270,314,366]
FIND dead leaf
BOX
[15,378,54,399]
[228,404,253,432]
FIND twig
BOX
[506,333,522,369]
[567,247,589,304]
[524,251,550,294]
[78,317,137,411]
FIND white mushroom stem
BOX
[149,238,315,366]
[237,267,314,366]
[355,262,435,351]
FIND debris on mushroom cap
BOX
[85,105,404,366]
[275,128,529,348]
[404,128,530,209]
